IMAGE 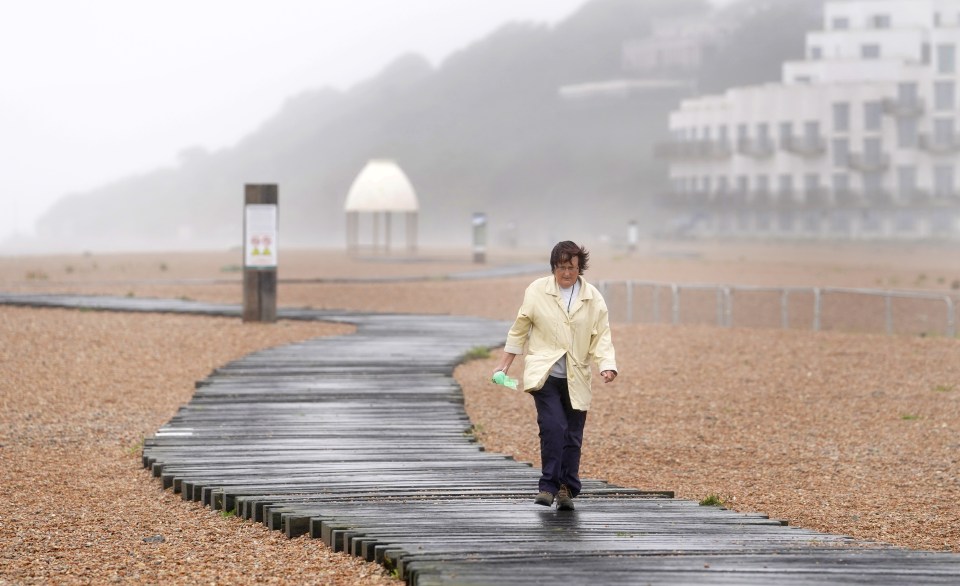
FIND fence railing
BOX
[598,280,958,337]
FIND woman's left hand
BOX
[600,370,617,383]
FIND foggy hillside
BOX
[33,0,820,252]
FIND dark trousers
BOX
[533,376,587,497]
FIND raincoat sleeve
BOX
[590,296,617,374]
[504,283,536,355]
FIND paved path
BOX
[4,292,960,585]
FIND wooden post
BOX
[243,184,278,323]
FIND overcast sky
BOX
[0,0,736,245]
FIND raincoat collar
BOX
[545,275,594,299]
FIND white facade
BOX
[660,0,960,240]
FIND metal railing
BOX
[598,280,957,337]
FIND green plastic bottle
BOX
[491,371,518,390]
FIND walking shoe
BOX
[534,491,555,506]
[557,484,575,511]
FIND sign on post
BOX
[245,204,278,268]
[243,184,278,323]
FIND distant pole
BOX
[472,212,487,263]
[627,219,639,253]
[242,184,278,323]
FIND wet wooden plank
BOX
[4,292,960,585]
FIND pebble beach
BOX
[1,240,959,584]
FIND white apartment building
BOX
[660,0,960,240]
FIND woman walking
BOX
[493,241,617,511]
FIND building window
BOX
[778,174,793,195]
[810,46,822,60]
[833,102,850,132]
[804,173,821,193]
[757,122,770,140]
[832,16,850,30]
[756,175,769,195]
[778,211,795,232]
[898,82,919,104]
[832,173,850,194]
[754,122,770,151]
[935,80,955,111]
[897,117,918,148]
[702,176,712,194]
[718,125,729,142]
[804,120,821,140]
[832,138,849,167]
[897,166,917,196]
[872,14,891,28]
[779,121,793,145]
[894,210,916,232]
[862,44,881,59]
[864,101,883,131]
[864,137,883,160]
[756,211,771,231]
[829,210,851,235]
[717,176,729,194]
[736,175,749,194]
[863,172,884,196]
[934,165,955,196]
[735,124,748,152]
[923,43,931,64]
[938,44,956,74]
[934,118,955,144]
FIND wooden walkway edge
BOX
[3,292,960,585]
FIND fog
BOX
[0,0,584,251]
[1,0,818,255]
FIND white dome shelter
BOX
[344,159,419,254]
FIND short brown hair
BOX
[550,241,589,275]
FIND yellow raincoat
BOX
[504,275,617,410]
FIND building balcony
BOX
[899,188,931,203]
[658,190,758,209]
[804,187,835,205]
[919,133,960,154]
[863,189,896,204]
[750,189,778,205]
[656,190,712,208]
[931,190,960,202]
[847,152,891,172]
[780,136,826,157]
[735,137,776,158]
[882,97,925,118]
[832,189,862,206]
[654,139,732,159]
[659,187,957,212]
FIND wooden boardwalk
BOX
[4,292,960,584]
